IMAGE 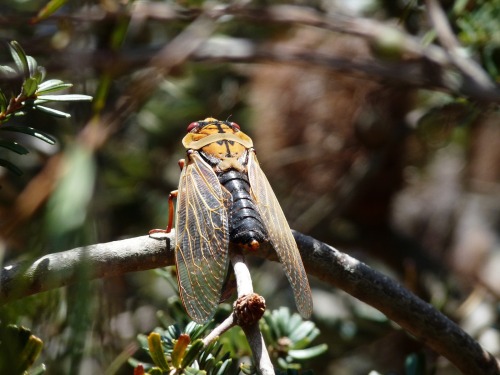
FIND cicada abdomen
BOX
[218,170,268,250]
[152,118,313,323]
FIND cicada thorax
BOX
[185,120,268,250]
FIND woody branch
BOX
[1,231,499,374]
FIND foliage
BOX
[261,308,327,371]
[131,286,326,375]
[133,309,327,375]
[132,322,232,375]
[0,40,92,175]
[454,0,500,79]
[0,324,45,375]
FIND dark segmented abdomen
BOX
[218,170,267,248]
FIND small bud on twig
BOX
[234,293,266,327]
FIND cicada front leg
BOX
[149,190,178,234]
[149,159,185,235]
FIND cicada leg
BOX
[149,190,178,234]
[165,190,177,233]
[149,159,185,235]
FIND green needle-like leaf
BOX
[181,339,204,368]
[288,321,316,343]
[0,65,17,79]
[37,79,71,93]
[147,332,170,371]
[172,334,190,368]
[18,335,44,372]
[214,358,232,375]
[9,41,30,78]
[0,159,23,175]
[184,368,206,375]
[0,140,29,154]
[36,94,93,102]
[27,56,38,77]
[33,105,71,118]
[33,66,46,85]
[32,0,68,23]
[288,344,327,360]
[0,125,56,144]
[23,77,38,97]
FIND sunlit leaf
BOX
[288,321,316,343]
[9,41,30,78]
[0,65,17,79]
[214,358,232,375]
[288,344,328,360]
[147,333,170,371]
[36,94,93,102]
[0,140,29,155]
[184,367,205,375]
[27,56,38,77]
[18,335,44,372]
[33,104,71,118]
[31,0,68,23]
[23,77,38,97]
[37,79,69,92]
[0,125,56,144]
[239,362,256,375]
[172,334,190,368]
[33,66,46,85]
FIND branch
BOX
[129,2,500,102]
[1,232,499,374]
[425,0,496,95]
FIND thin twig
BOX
[230,251,273,375]
[425,0,496,93]
[1,232,499,374]
[201,251,273,373]
[201,314,235,347]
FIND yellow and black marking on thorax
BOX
[183,118,253,172]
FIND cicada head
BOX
[182,118,253,150]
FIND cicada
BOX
[152,118,313,323]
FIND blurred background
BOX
[0,0,499,374]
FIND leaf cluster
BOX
[261,307,327,372]
[0,40,92,175]
[132,321,232,375]
[0,324,45,375]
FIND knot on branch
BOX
[234,293,266,327]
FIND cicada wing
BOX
[175,152,231,323]
[247,151,313,319]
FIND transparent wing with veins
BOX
[175,151,231,323]
[247,151,313,319]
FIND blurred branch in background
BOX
[1,231,499,374]
[130,3,500,102]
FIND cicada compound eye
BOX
[187,121,200,133]
[230,122,240,130]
